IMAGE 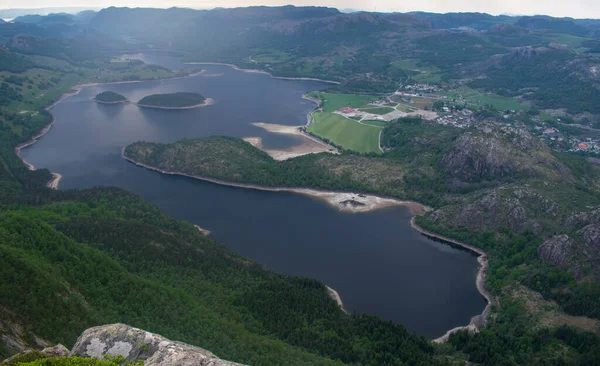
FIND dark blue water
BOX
[21,54,486,338]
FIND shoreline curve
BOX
[410,217,492,343]
[185,62,341,84]
[14,69,205,190]
[122,148,491,342]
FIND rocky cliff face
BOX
[537,209,600,279]
[428,191,528,233]
[426,185,563,235]
[440,121,568,182]
[70,324,243,366]
[537,235,583,278]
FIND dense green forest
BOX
[137,92,206,108]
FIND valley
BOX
[2,5,600,366]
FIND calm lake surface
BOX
[21,53,486,338]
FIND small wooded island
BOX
[137,92,211,109]
[94,91,128,103]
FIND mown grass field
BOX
[309,92,378,112]
[359,106,395,115]
[307,112,382,153]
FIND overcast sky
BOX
[3,0,600,19]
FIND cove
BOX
[20,53,487,339]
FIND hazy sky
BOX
[3,0,600,19]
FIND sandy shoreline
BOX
[194,224,211,236]
[137,97,215,110]
[14,114,59,188]
[47,173,63,189]
[122,148,428,215]
[247,122,338,160]
[185,62,341,84]
[302,93,322,107]
[410,217,492,343]
[326,286,346,312]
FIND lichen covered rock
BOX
[70,324,243,366]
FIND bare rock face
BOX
[580,224,600,248]
[441,122,569,183]
[538,225,600,279]
[566,208,600,229]
[429,191,529,233]
[537,235,581,277]
[70,324,243,366]
[441,133,517,181]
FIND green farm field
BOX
[359,106,395,115]
[307,112,382,153]
[309,92,378,112]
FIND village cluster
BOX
[327,80,600,156]
[434,109,477,128]
[400,83,443,94]
[537,126,600,153]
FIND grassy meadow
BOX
[307,112,382,153]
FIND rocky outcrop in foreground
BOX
[70,324,243,366]
[3,324,243,366]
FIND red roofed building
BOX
[578,143,589,150]
[338,107,355,114]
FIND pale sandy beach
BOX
[194,224,212,236]
[326,286,346,312]
[47,173,62,189]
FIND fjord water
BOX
[21,54,486,338]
